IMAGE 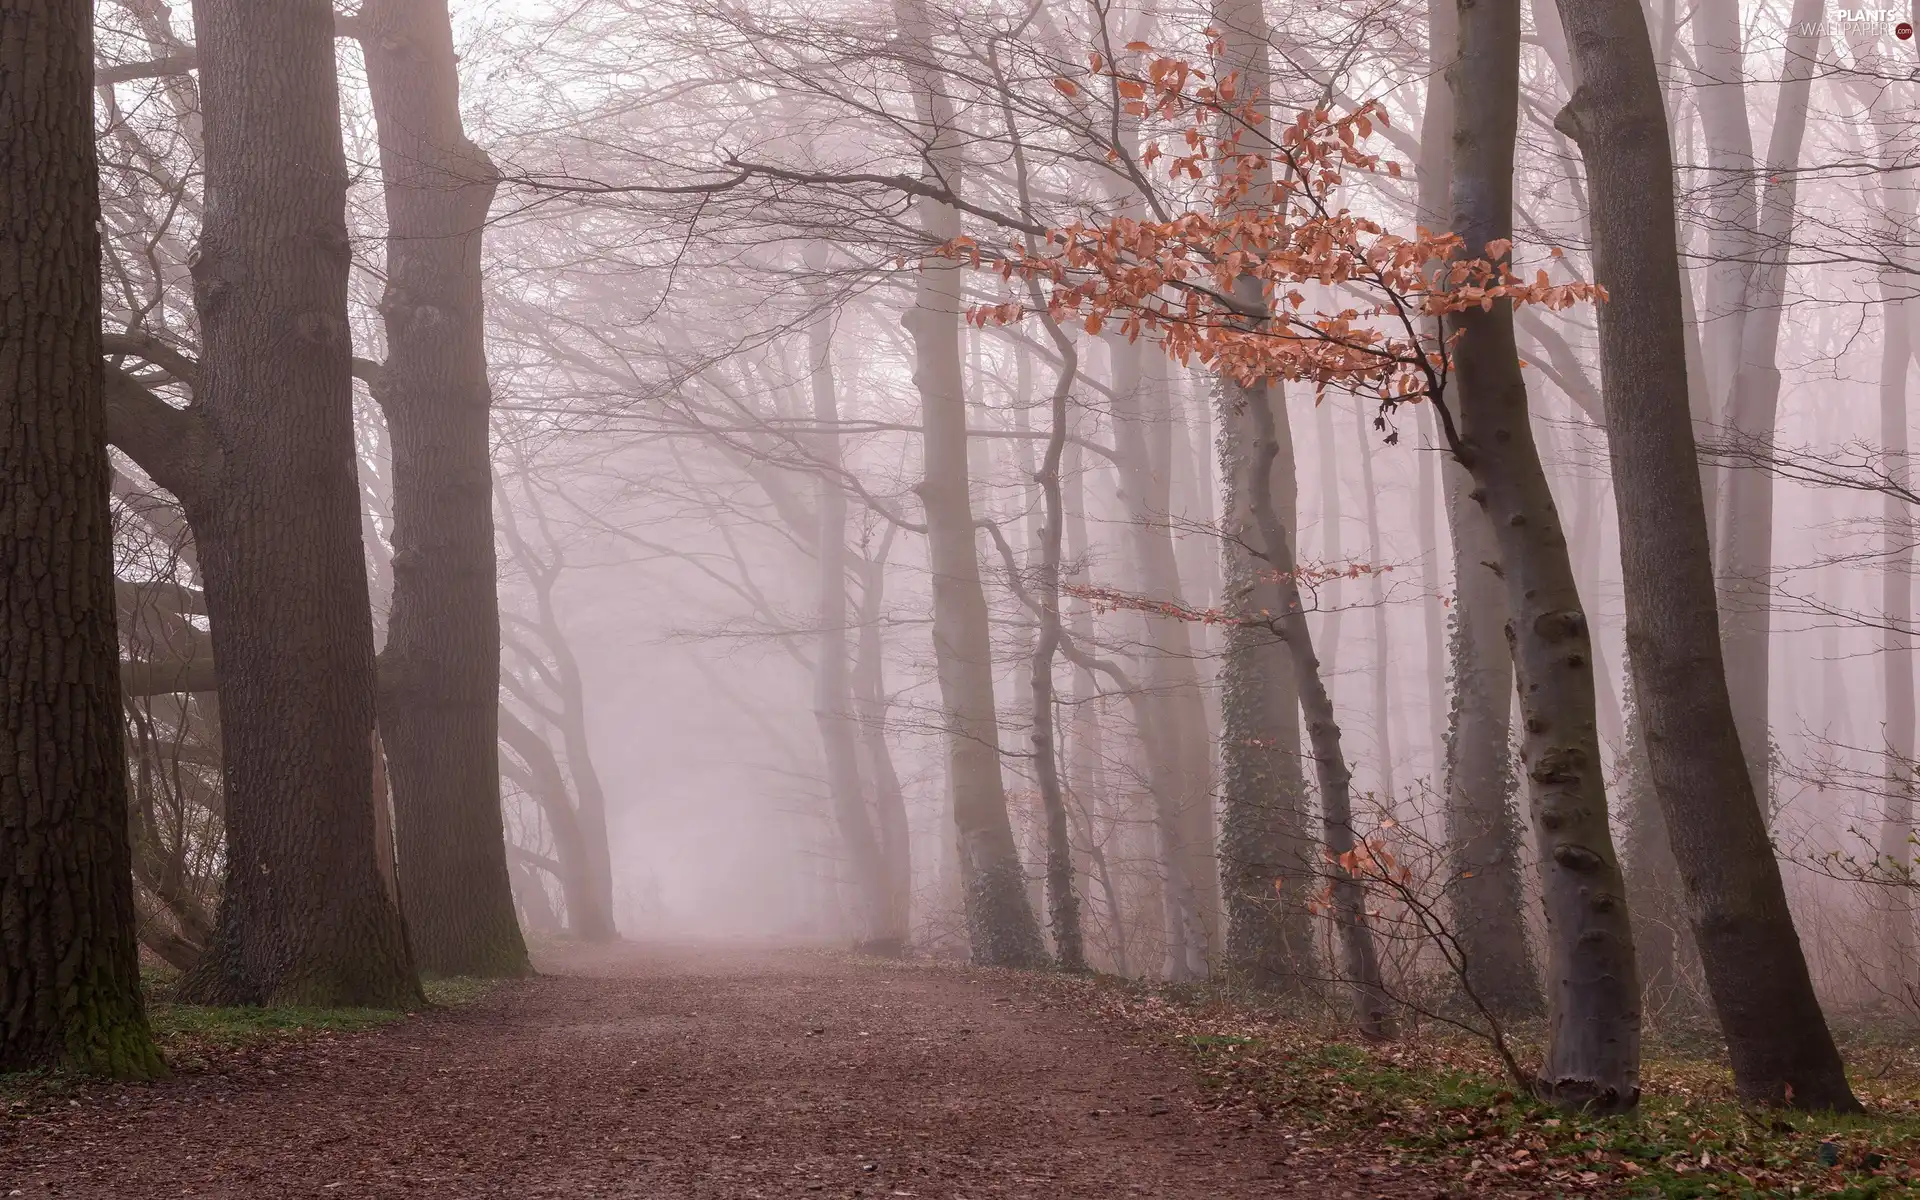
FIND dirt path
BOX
[2,944,1438,1199]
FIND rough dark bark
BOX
[1549,0,1858,1111]
[1447,0,1639,1111]
[176,0,418,1007]
[894,0,1045,968]
[0,0,165,1077]
[355,0,529,979]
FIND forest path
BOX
[3,943,1436,1199]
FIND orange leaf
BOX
[1053,78,1079,97]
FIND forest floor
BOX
[1,941,1457,1199]
[5,943,1919,1199]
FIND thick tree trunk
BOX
[0,0,165,1076]
[1550,0,1859,1111]
[1447,0,1638,1110]
[1213,0,1317,990]
[808,313,893,947]
[895,0,1044,967]
[177,0,418,1007]
[1711,0,1822,807]
[357,0,529,978]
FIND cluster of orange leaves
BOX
[948,39,1604,401]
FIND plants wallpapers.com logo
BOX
[1810,7,1918,37]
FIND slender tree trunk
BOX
[1110,339,1213,980]
[498,706,610,939]
[853,534,913,947]
[1029,323,1087,972]
[1877,123,1917,1005]
[1447,0,1638,1110]
[1063,437,1131,975]
[1354,403,1397,806]
[1712,0,1822,808]
[808,313,892,948]
[1314,393,1347,678]
[357,0,529,978]
[1551,0,1860,1111]
[894,0,1044,966]
[1245,383,1393,1038]
[1686,0,1758,417]
[1422,0,1541,1018]
[0,0,165,1076]
[1213,0,1317,991]
[178,0,418,1007]
[1416,409,1448,781]
[539,592,616,942]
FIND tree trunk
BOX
[1244,383,1393,1039]
[1711,0,1822,808]
[0,0,165,1076]
[1110,339,1215,980]
[1354,403,1398,806]
[894,0,1044,967]
[499,706,610,940]
[1685,0,1758,418]
[177,0,418,1007]
[808,312,893,948]
[1029,321,1087,972]
[1447,0,1639,1110]
[1550,0,1860,1111]
[1876,138,1917,1006]
[1213,0,1317,991]
[853,530,912,947]
[1063,437,1131,975]
[1421,0,1541,1019]
[357,0,529,978]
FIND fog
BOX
[67,0,1920,1065]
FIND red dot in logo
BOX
[1900,20,1915,39]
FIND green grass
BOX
[1028,971,1920,1198]
[3,974,502,1108]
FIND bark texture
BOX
[0,0,165,1077]
[1448,0,1639,1111]
[178,0,418,1007]
[1550,0,1859,1110]
[357,0,529,978]
[1213,0,1317,989]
